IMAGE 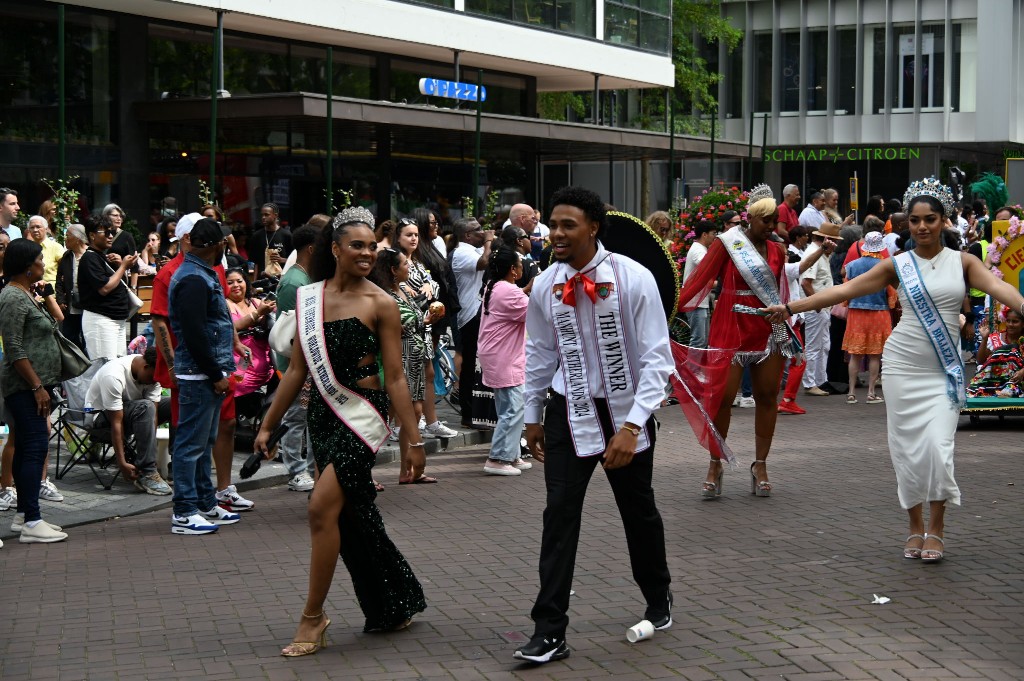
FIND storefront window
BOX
[753,33,772,113]
[780,31,800,112]
[390,0,454,7]
[464,0,594,39]
[806,30,827,111]
[149,23,213,98]
[605,1,670,54]
[953,20,976,113]
[835,28,857,115]
[1,4,117,145]
[871,25,886,113]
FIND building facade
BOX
[712,0,1018,209]
[2,0,759,228]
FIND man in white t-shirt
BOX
[449,217,494,425]
[681,220,720,348]
[799,192,827,228]
[85,348,172,495]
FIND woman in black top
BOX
[78,216,137,360]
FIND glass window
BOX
[605,1,670,54]
[835,28,856,115]
[872,26,885,113]
[954,20,977,113]
[725,38,743,119]
[753,33,772,113]
[780,31,799,112]
[149,23,213,99]
[893,23,944,109]
[806,30,827,111]
[390,0,454,6]
[464,0,593,38]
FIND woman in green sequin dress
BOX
[256,209,427,656]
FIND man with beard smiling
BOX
[513,187,674,665]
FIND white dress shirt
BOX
[451,241,484,328]
[799,204,826,228]
[524,243,674,430]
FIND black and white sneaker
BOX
[648,591,673,631]
[513,635,570,664]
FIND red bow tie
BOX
[562,272,597,307]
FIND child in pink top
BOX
[477,246,532,476]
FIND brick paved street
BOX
[1,397,1022,680]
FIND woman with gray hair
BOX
[55,223,89,350]
[101,203,138,261]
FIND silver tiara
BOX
[746,183,776,204]
[903,177,956,217]
[333,206,375,230]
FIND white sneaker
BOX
[0,537,3,548]
[215,484,255,511]
[424,421,459,438]
[0,486,15,511]
[483,460,522,476]
[389,425,400,442]
[38,477,64,502]
[512,458,533,471]
[732,395,741,407]
[19,520,68,543]
[11,513,62,533]
[738,396,755,408]
[200,505,241,525]
[418,415,426,432]
[288,472,315,492]
[171,513,219,535]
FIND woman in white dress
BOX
[763,179,1024,563]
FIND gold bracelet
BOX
[621,424,640,437]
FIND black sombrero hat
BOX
[602,211,681,323]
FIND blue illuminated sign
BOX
[418,78,487,102]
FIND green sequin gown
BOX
[306,318,427,631]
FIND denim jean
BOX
[741,366,753,398]
[5,389,51,522]
[686,308,710,349]
[280,393,314,477]
[172,380,223,516]
[489,385,524,463]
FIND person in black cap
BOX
[167,217,242,535]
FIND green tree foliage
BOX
[671,1,741,115]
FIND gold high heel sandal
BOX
[281,611,331,657]
[750,461,771,497]
[701,459,723,499]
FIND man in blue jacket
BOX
[168,218,241,535]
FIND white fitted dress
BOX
[881,248,964,509]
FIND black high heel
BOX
[750,461,771,497]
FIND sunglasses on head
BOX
[399,218,417,226]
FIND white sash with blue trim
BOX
[893,251,966,409]
[718,226,800,357]
[298,282,391,452]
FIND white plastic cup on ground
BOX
[626,619,655,643]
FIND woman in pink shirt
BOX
[478,245,533,476]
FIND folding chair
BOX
[53,358,139,490]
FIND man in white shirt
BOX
[85,348,172,495]
[449,217,494,425]
[682,219,720,348]
[800,224,838,396]
[513,187,674,665]
[0,187,24,239]
[799,191,827,228]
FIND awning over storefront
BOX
[134,93,759,163]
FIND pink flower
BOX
[991,252,1002,264]
[991,266,1004,278]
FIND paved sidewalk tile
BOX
[0,398,1022,680]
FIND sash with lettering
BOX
[297,282,391,452]
[893,251,966,409]
[551,250,649,457]
[718,226,801,358]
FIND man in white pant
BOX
[801,223,840,396]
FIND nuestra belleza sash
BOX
[551,252,649,457]
[893,252,966,409]
[298,282,391,452]
[718,226,800,357]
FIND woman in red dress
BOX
[677,191,795,499]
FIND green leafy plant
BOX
[325,187,354,215]
[41,175,81,245]
[198,178,214,207]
